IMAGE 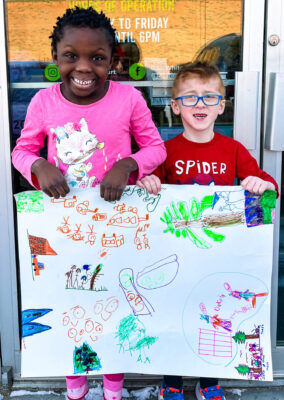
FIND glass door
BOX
[2,0,280,377]
[262,0,284,373]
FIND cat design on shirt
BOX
[51,118,104,188]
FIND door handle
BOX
[233,71,259,150]
[264,72,284,150]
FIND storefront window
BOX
[6,0,243,192]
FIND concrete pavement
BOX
[1,378,284,400]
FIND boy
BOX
[137,62,278,400]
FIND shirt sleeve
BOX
[235,141,279,196]
[128,90,167,180]
[151,163,166,183]
[11,92,46,189]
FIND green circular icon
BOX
[129,63,146,80]
[44,64,60,81]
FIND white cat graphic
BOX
[51,118,104,188]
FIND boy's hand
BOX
[31,158,70,199]
[136,174,162,195]
[100,157,138,202]
[241,176,275,195]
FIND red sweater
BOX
[155,132,278,192]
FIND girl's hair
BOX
[172,61,225,98]
[50,7,117,55]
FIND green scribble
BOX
[178,201,190,220]
[232,331,246,344]
[203,228,225,242]
[140,272,165,289]
[171,202,181,219]
[160,194,228,249]
[200,195,214,213]
[73,342,102,374]
[120,273,134,288]
[120,186,161,212]
[186,228,210,249]
[161,208,175,234]
[260,190,277,224]
[15,191,44,213]
[140,276,153,289]
[135,336,158,350]
[190,198,200,220]
[116,314,158,363]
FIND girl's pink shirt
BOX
[12,81,166,189]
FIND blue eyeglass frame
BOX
[174,94,223,107]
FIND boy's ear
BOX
[171,99,181,115]
[218,99,226,115]
[52,50,58,65]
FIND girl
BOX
[12,6,166,400]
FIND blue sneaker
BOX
[195,383,226,400]
[159,382,184,400]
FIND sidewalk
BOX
[1,379,284,400]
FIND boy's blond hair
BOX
[172,62,225,99]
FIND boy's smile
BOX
[52,27,113,105]
[171,76,225,143]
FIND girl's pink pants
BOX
[66,374,124,400]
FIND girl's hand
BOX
[31,158,70,199]
[100,157,138,202]
[136,174,161,195]
[241,176,275,195]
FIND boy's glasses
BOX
[174,94,223,107]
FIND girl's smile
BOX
[52,27,113,105]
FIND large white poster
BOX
[15,185,276,381]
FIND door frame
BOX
[262,0,284,376]
[0,0,21,380]
[0,0,283,380]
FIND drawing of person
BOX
[80,275,88,290]
[73,268,81,289]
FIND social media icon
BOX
[44,64,60,81]
[129,63,146,80]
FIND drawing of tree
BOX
[73,342,101,374]
[235,364,262,376]
[89,264,103,290]
[233,330,260,344]
[160,196,244,249]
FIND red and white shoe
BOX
[195,383,226,400]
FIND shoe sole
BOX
[195,383,204,400]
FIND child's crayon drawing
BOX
[28,233,57,279]
[63,299,119,344]
[160,190,249,249]
[65,264,107,291]
[73,342,102,374]
[22,308,53,338]
[15,191,44,213]
[136,254,179,290]
[233,325,267,380]
[16,186,275,379]
[119,268,154,316]
[115,314,158,364]
[120,185,161,212]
